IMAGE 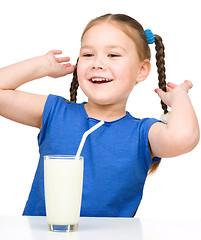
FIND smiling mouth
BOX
[90,77,113,84]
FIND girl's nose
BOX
[92,65,103,70]
[91,57,105,70]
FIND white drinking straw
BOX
[75,120,104,160]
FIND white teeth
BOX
[91,78,112,82]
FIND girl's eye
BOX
[83,54,93,57]
[108,54,121,58]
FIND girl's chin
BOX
[87,97,125,106]
[88,99,112,105]
[86,96,110,104]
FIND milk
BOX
[44,156,83,226]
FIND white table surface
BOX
[1,216,201,240]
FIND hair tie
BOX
[145,29,155,44]
[160,112,171,124]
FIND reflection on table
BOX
[1,216,201,240]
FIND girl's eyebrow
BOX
[81,45,126,52]
[106,45,126,52]
[80,45,93,50]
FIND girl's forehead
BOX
[81,22,134,46]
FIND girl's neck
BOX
[84,101,127,122]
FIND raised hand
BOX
[149,79,199,158]
[0,50,77,128]
[44,50,76,78]
[154,80,193,108]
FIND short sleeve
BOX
[139,118,163,169]
[37,94,67,146]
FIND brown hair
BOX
[69,14,168,174]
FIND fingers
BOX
[51,50,72,66]
[49,50,70,62]
[167,80,193,92]
[167,82,177,88]
[64,64,77,74]
[56,56,70,63]
[50,49,75,69]
[154,88,170,106]
[64,63,72,67]
[154,80,193,109]
[52,49,62,55]
[154,88,165,98]
[184,80,193,89]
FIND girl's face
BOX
[77,22,149,107]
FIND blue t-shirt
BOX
[23,94,161,217]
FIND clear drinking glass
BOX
[44,155,84,232]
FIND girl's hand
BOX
[154,80,193,107]
[44,50,76,78]
[149,79,199,158]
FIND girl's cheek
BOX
[76,63,83,78]
[77,66,85,84]
[77,60,86,73]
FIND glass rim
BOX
[44,155,83,160]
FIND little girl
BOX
[0,14,199,217]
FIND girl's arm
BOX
[148,80,200,158]
[0,50,76,129]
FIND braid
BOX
[149,35,167,175]
[154,35,168,114]
[70,59,79,103]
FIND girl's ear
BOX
[136,59,151,83]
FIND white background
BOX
[0,0,200,218]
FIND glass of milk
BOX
[44,155,84,232]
